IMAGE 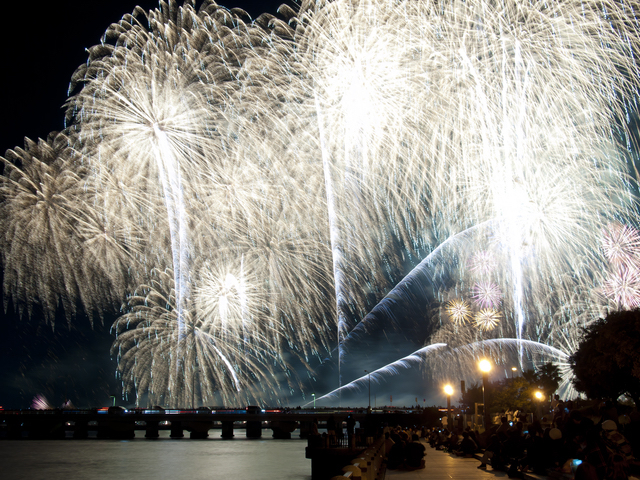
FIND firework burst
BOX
[112,269,298,406]
[474,309,501,331]
[468,251,497,277]
[602,265,640,310]
[602,223,640,268]
[445,299,472,326]
[472,281,503,309]
[0,132,132,324]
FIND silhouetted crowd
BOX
[384,426,428,470]
[426,400,640,480]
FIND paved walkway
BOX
[385,445,524,480]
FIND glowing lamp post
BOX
[364,370,371,410]
[444,384,454,428]
[511,367,517,378]
[479,359,492,430]
[534,390,544,421]
[312,393,316,410]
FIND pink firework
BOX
[472,281,502,308]
[602,265,640,310]
[474,309,501,331]
[602,223,640,267]
[468,250,496,276]
[31,394,52,410]
[445,299,471,325]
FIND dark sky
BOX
[0,0,291,154]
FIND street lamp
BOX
[444,384,453,428]
[364,370,371,409]
[511,367,517,378]
[312,393,316,409]
[534,390,544,421]
[479,359,492,430]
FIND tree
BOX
[571,309,640,406]
[491,377,538,413]
[523,362,561,397]
[459,382,483,410]
[459,366,560,415]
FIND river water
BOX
[0,431,312,480]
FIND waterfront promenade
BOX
[386,444,550,480]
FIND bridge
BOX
[0,407,439,440]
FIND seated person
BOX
[405,434,426,469]
[478,434,506,470]
[387,438,406,470]
[455,431,478,456]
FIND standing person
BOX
[346,415,356,448]
[327,416,337,446]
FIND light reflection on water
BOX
[0,431,312,480]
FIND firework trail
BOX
[308,343,448,405]
[419,337,576,397]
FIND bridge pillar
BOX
[246,420,262,438]
[24,418,65,439]
[5,417,22,439]
[221,421,234,439]
[299,420,312,439]
[145,420,160,438]
[170,421,184,438]
[188,421,212,439]
[73,420,89,439]
[270,420,297,439]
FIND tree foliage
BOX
[459,382,484,409]
[523,362,561,395]
[570,309,640,406]
[490,376,538,413]
[458,363,560,413]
